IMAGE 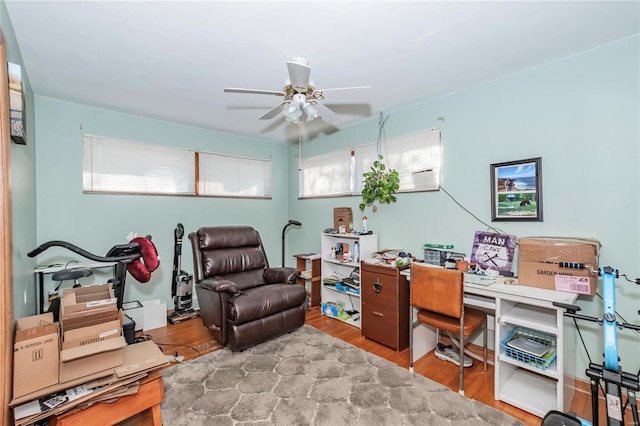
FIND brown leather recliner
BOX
[189,226,307,351]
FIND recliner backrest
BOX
[191,226,269,290]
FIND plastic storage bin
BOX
[423,248,450,266]
[500,326,557,370]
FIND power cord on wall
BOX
[439,185,507,235]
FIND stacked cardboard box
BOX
[13,313,59,399]
[59,284,127,382]
[11,283,169,425]
[12,341,168,425]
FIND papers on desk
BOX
[463,272,496,286]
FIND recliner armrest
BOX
[264,267,301,284]
[198,278,242,295]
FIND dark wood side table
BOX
[294,254,321,307]
[361,262,410,351]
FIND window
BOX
[299,128,441,198]
[83,134,271,198]
[355,128,441,193]
[298,149,353,197]
[199,152,271,197]
[83,135,196,195]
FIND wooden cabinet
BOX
[361,263,410,351]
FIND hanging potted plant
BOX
[359,154,399,212]
[359,113,400,212]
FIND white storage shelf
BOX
[498,352,559,379]
[495,297,571,418]
[498,369,558,418]
[323,284,360,298]
[500,303,558,335]
[320,233,377,329]
[324,258,360,269]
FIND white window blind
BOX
[199,152,272,197]
[355,128,441,193]
[298,149,352,198]
[83,135,196,194]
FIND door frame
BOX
[0,30,15,426]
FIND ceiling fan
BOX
[224,56,369,125]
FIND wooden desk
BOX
[48,373,164,426]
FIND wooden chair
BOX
[409,264,488,395]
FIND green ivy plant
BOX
[359,154,400,212]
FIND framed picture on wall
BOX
[490,157,542,221]
[8,62,26,145]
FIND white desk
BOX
[34,262,117,313]
[403,266,578,418]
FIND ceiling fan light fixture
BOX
[223,56,369,127]
[283,102,302,124]
[303,102,319,122]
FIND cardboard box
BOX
[10,339,168,409]
[333,207,353,232]
[518,237,600,295]
[141,299,167,331]
[60,335,126,383]
[13,313,59,399]
[61,309,120,332]
[61,283,116,316]
[62,316,122,350]
[115,340,168,378]
[59,308,126,383]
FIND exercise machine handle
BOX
[28,240,141,263]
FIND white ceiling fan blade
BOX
[224,88,285,96]
[314,101,340,123]
[287,62,311,91]
[259,101,287,120]
[316,86,371,92]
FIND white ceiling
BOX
[5,1,639,144]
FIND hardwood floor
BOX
[145,308,635,426]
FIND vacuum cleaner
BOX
[167,223,199,324]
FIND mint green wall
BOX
[1,1,37,320]
[5,0,638,385]
[32,97,290,310]
[287,36,640,379]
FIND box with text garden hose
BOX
[517,237,600,295]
